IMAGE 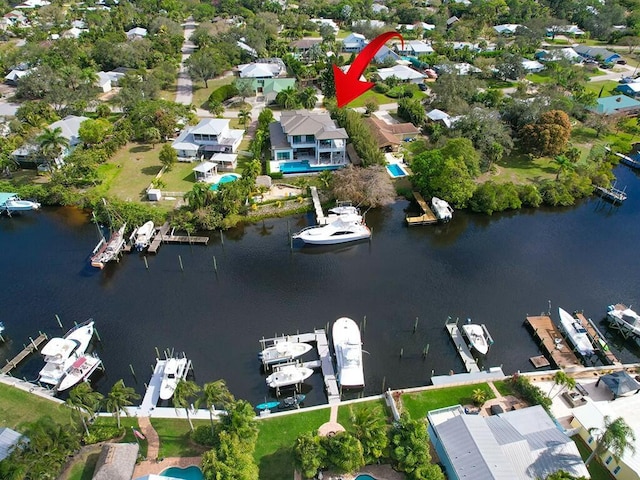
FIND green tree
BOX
[350,405,388,464]
[257,108,274,131]
[585,416,636,466]
[185,48,226,88]
[66,382,104,436]
[545,471,588,480]
[276,86,300,109]
[322,432,365,474]
[520,110,572,157]
[234,78,255,102]
[159,143,177,171]
[78,118,113,146]
[144,127,161,148]
[298,87,318,109]
[219,400,258,446]
[95,103,112,119]
[36,127,69,165]
[173,379,201,431]
[293,432,326,479]
[553,154,574,181]
[238,107,252,128]
[105,379,140,428]
[472,388,488,406]
[184,182,214,209]
[208,100,225,117]
[390,415,443,478]
[201,379,235,434]
[364,99,379,116]
[201,430,259,480]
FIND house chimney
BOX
[616,97,622,102]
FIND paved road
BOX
[175,20,197,106]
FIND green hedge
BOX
[208,84,239,105]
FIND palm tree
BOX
[242,159,262,180]
[173,379,201,431]
[298,87,318,109]
[237,107,252,128]
[350,405,388,464]
[36,127,69,166]
[585,416,636,466]
[184,182,213,209]
[276,86,299,109]
[553,154,574,180]
[553,375,576,399]
[66,382,104,436]
[201,379,235,434]
[105,379,140,428]
[548,371,569,397]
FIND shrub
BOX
[192,425,217,447]
[374,83,390,94]
[85,424,123,444]
[509,374,552,411]
[269,172,284,180]
[207,84,239,105]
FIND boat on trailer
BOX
[259,341,313,366]
[332,317,365,388]
[461,321,493,355]
[558,308,595,357]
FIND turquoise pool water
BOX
[386,163,407,178]
[280,160,343,174]
[355,475,376,480]
[209,173,241,191]
[160,465,204,480]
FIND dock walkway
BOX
[614,151,640,169]
[1,333,48,375]
[574,312,621,366]
[309,187,325,225]
[147,223,208,254]
[525,315,582,370]
[595,185,627,204]
[444,322,480,373]
[138,359,166,416]
[260,330,341,404]
[406,192,437,226]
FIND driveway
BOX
[175,19,197,106]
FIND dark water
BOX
[1,166,640,408]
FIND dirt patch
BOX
[58,444,103,480]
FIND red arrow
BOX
[333,31,404,108]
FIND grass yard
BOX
[479,152,558,184]
[585,80,619,96]
[401,383,495,419]
[573,435,615,480]
[191,75,235,110]
[159,161,197,193]
[151,418,210,458]
[100,142,163,201]
[159,82,178,102]
[345,89,396,108]
[337,399,389,431]
[0,384,71,429]
[64,447,101,480]
[255,408,330,480]
[493,380,516,397]
[526,72,555,84]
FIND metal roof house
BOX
[0,427,23,461]
[376,65,426,84]
[588,95,640,115]
[616,82,640,97]
[428,405,590,480]
[573,45,621,64]
[172,118,244,161]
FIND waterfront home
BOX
[588,95,640,116]
[364,117,420,152]
[376,65,426,84]
[394,40,434,56]
[428,404,590,480]
[0,427,23,461]
[12,115,88,168]
[268,110,349,174]
[342,33,368,53]
[172,118,244,161]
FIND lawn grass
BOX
[158,161,197,193]
[345,89,396,108]
[401,384,495,419]
[255,408,330,480]
[3,169,43,187]
[101,142,163,201]
[479,152,557,185]
[159,82,178,102]
[526,72,555,84]
[65,450,100,480]
[584,80,619,96]
[337,399,389,431]
[151,418,210,458]
[0,385,71,430]
[493,380,516,397]
[573,435,615,480]
[191,75,235,110]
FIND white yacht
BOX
[328,201,359,216]
[1,193,40,213]
[265,364,313,389]
[332,317,364,388]
[159,356,189,400]
[56,354,103,392]
[607,304,640,343]
[461,321,492,355]
[558,308,595,357]
[133,221,155,251]
[39,320,95,386]
[292,214,371,245]
[259,342,313,366]
[431,197,454,222]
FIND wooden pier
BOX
[406,192,437,226]
[260,329,341,404]
[444,321,480,373]
[309,186,326,225]
[1,332,48,375]
[138,359,166,416]
[574,312,621,366]
[147,223,209,254]
[524,315,582,369]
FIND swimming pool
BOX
[355,474,377,480]
[386,163,407,178]
[160,465,204,480]
[279,161,343,174]
[209,173,241,191]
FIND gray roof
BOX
[573,45,619,60]
[49,115,89,144]
[0,427,23,461]
[269,121,289,149]
[92,443,139,480]
[431,405,589,480]
[279,110,348,139]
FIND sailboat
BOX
[90,201,126,269]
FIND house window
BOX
[293,135,302,144]
[587,436,593,444]
[605,456,613,465]
[276,152,290,160]
[614,466,621,475]
[306,135,315,142]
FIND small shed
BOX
[596,371,640,399]
[92,443,139,480]
[193,161,218,182]
[147,188,162,201]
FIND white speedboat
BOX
[159,356,189,400]
[461,322,492,355]
[265,364,314,389]
[607,304,640,341]
[431,197,453,222]
[91,223,126,269]
[332,317,364,388]
[1,193,40,213]
[134,221,155,251]
[259,342,313,366]
[57,354,103,392]
[39,320,95,386]
[292,214,371,245]
[558,308,595,357]
[328,201,358,216]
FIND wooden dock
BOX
[1,332,48,375]
[147,223,209,254]
[525,315,582,369]
[574,312,621,366]
[595,185,627,204]
[138,359,165,416]
[260,329,341,404]
[444,321,480,373]
[406,192,437,226]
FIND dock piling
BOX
[144,256,149,270]
[381,376,386,392]
[413,317,419,334]
[55,314,63,329]
[422,344,430,359]
[129,364,136,377]
[178,255,184,271]
[399,347,404,358]
[363,315,367,333]
[95,328,101,342]
[220,230,224,246]
[213,256,217,272]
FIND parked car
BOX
[617,59,627,65]
[418,83,427,91]
[600,62,614,69]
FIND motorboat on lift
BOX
[259,341,313,366]
[292,214,371,245]
[328,201,359,216]
[558,308,595,357]
[265,364,313,389]
[431,197,454,222]
[607,304,640,344]
[39,320,95,386]
[159,356,189,400]
[461,320,493,355]
[133,221,155,251]
[332,317,364,388]
[56,353,103,392]
[0,193,40,213]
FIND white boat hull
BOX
[607,304,640,341]
[4,199,41,212]
[559,308,595,356]
[461,323,490,355]
[266,365,313,388]
[134,221,155,250]
[259,342,313,365]
[91,224,126,269]
[57,355,102,392]
[39,320,95,385]
[293,213,371,245]
[431,197,453,222]
[332,317,364,388]
[160,357,188,400]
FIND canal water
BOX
[1,166,639,407]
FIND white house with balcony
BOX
[342,33,368,53]
[268,110,349,174]
[172,118,244,162]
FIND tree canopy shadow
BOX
[258,447,295,480]
[130,145,152,153]
[141,166,162,176]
